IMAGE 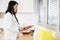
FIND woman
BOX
[4,1,23,40]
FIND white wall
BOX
[16,12,39,26]
[14,0,34,12]
[0,19,4,28]
[0,0,10,12]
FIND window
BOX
[39,0,59,31]
[39,0,59,26]
[39,0,44,23]
[47,0,58,26]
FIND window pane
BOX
[47,0,58,25]
[39,0,43,23]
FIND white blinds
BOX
[47,0,58,25]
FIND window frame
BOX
[38,0,59,31]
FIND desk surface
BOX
[0,32,33,40]
[17,34,33,40]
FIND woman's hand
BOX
[19,27,24,31]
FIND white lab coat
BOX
[4,12,19,40]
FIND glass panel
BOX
[39,0,43,23]
[47,0,58,25]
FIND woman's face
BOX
[13,4,18,13]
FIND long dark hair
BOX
[5,1,19,24]
[5,1,18,14]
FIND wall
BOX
[16,12,39,26]
[0,19,4,28]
